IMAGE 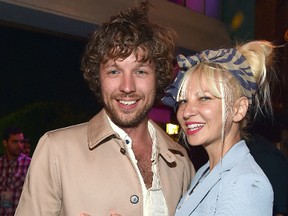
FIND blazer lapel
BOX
[175,163,221,215]
[175,140,250,215]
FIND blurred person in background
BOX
[247,132,288,216]
[0,126,31,216]
[22,138,31,157]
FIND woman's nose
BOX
[182,102,198,119]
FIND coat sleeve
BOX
[216,173,274,216]
[15,133,62,215]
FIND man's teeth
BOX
[120,100,136,106]
[187,124,204,130]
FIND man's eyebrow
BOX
[138,62,150,66]
[103,61,117,68]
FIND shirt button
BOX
[130,195,139,204]
[120,148,126,155]
[125,139,130,144]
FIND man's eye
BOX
[135,70,146,75]
[110,70,119,74]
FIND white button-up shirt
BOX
[108,117,168,216]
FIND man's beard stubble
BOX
[104,92,155,128]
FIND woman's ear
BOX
[233,96,249,122]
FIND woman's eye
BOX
[200,96,211,101]
[177,99,187,105]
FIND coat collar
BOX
[87,109,118,150]
[176,140,249,215]
[87,109,185,164]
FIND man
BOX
[0,127,31,216]
[22,138,31,157]
[15,2,195,216]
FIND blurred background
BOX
[0,0,287,157]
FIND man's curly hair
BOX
[81,1,176,104]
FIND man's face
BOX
[23,142,31,156]
[99,52,156,128]
[3,133,24,160]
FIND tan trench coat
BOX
[15,109,194,216]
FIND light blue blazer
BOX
[175,140,273,216]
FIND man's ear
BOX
[233,96,249,122]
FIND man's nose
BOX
[120,73,136,93]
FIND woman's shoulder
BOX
[223,155,273,195]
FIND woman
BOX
[162,40,275,215]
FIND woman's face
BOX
[176,72,228,149]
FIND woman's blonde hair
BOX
[176,40,276,141]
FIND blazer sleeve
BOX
[216,173,274,216]
[15,133,62,215]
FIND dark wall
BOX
[0,25,100,117]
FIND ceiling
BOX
[0,0,231,52]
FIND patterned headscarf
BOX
[162,48,257,110]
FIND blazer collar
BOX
[176,140,249,215]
